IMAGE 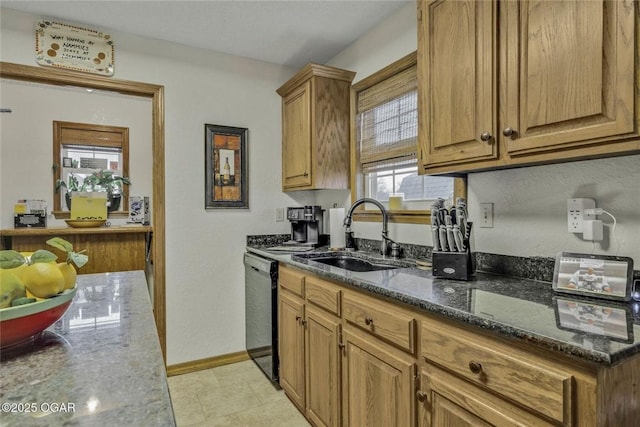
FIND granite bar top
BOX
[0,271,175,426]
[247,246,640,366]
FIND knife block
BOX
[431,222,475,280]
[432,251,474,280]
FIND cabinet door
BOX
[418,367,554,427]
[342,327,415,427]
[279,291,306,410]
[306,306,341,427]
[282,81,312,189]
[417,0,497,170]
[503,0,636,156]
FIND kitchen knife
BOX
[431,225,441,251]
[439,225,449,252]
[453,224,465,252]
[431,201,442,226]
[430,208,442,251]
[444,215,457,252]
[456,201,468,239]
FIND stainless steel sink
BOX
[293,253,409,272]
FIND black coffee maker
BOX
[286,206,324,247]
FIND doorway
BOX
[0,62,168,362]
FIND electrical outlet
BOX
[567,198,596,233]
[479,202,493,228]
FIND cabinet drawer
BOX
[279,266,305,297]
[305,276,341,316]
[343,291,416,354]
[421,317,573,424]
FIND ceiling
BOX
[2,0,410,69]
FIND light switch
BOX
[480,203,493,228]
[275,208,284,222]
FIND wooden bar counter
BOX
[0,225,152,274]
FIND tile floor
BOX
[167,360,311,426]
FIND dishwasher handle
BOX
[244,252,277,276]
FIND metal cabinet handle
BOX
[480,132,492,142]
[502,127,515,137]
[289,172,309,179]
[416,390,428,402]
[468,361,483,375]
[338,342,345,350]
[301,319,307,326]
[364,317,374,326]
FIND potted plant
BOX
[55,173,84,211]
[55,170,131,212]
[83,170,131,211]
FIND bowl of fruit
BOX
[0,238,88,348]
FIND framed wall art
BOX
[552,252,634,301]
[204,124,248,209]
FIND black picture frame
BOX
[552,252,634,301]
[204,124,248,209]
[62,156,73,168]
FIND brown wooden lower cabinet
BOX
[306,305,341,427]
[278,265,342,427]
[0,226,152,274]
[341,327,415,427]
[278,290,306,410]
[418,366,553,427]
[278,265,640,427]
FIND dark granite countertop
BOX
[247,246,640,366]
[0,271,175,426]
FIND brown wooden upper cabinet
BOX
[417,0,639,175]
[277,64,355,191]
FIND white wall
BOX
[468,155,640,261]
[1,7,301,365]
[326,2,640,263]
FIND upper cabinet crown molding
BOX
[276,63,356,96]
[277,63,356,191]
[417,0,640,175]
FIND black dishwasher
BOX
[244,252,280,388]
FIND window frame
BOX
[52,121,130,218]
[349,51,466,225]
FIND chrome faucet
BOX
[343,198,400,257]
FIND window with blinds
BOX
[52,121,130,215]
[358,67,417,174]
[354,53,454,213]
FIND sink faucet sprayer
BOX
[343,198,400,257]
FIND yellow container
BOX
[388,193,404,210]
[70,192,108,220]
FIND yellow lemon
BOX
[12,262,32,281]
[0,252,31,280]
[25,288,45,302]
[0,269,26,308]
[21,263,65,298]
[57,263,77,290]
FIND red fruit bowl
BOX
[0,287,77,348]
